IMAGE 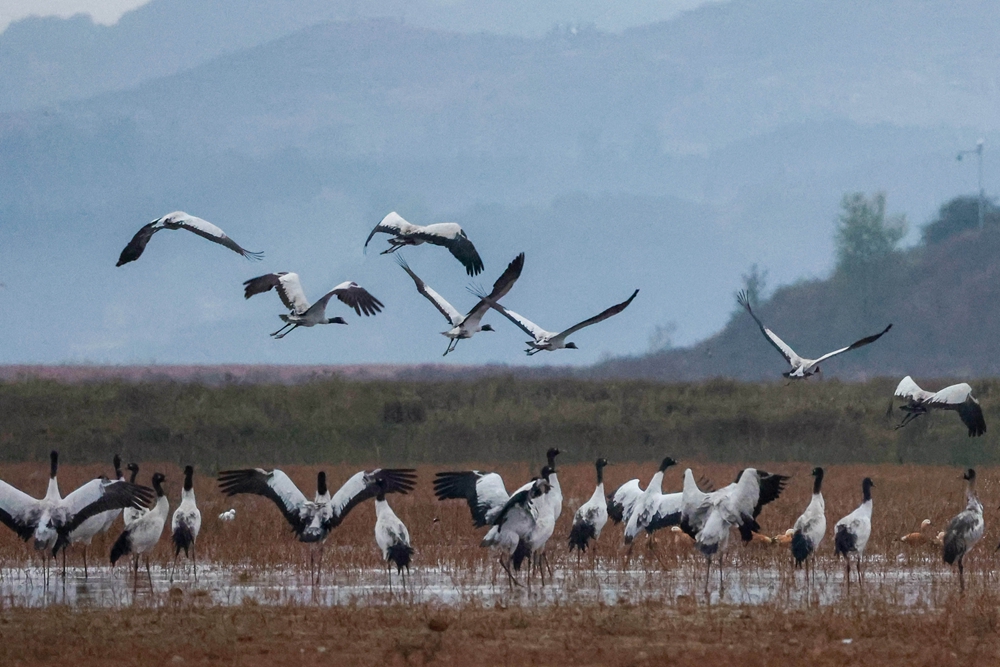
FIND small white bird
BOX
[111,472,170,594]
[890,376,986,437]
[374,479,413,587]
[395,252,524,355]
[568,458,609,554]
[944,468,984,592]
[791,467,827,578]
[171,465,202,582]
[478,288,639,355]
[834,477,874,589]
[365,211,485,276]
[243,272,384,339]
[117,211,263,266]
[218,509,236,522]
[737,290,891,378]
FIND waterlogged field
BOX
[2,462,1000,665]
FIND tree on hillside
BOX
[835,192,907,272]
[922,195,1000,245]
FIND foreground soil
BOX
[3,599,1000,667]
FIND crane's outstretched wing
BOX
[396,255,462,326]
[218,469,311,536]
[464,253,525,325]
[116,223,159,266]
[736,290,801,365]
[0,480,41,541]
[434,471,510,527]
[812,324,892,365]
[53,479,155,554]
[607,479,643,525]
[555,289,639,340]
[894,376,934,402]
[413,223,484,276]
[167,212,264,261]
[928,385,987,437]
[473,292,549,341]
[364,212,419,250]
[315,281,384,317]
[243,272,312,314]
[325,469,417,528]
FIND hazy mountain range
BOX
[1,0,997,373]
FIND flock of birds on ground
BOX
[0,210,988,596]
[0,448,990,596]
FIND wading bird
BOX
[116,212,263,266]
[481,476,551,588]
[171,465,202,582]
[791,468,827,579]
[365,211,484,276]
[889,376,986,437]
[0,452,153,582]
[568,458,609,554]
[217,467,416,584]
[110,472,169,594]
[243,272,384,339]
[476,288,639,355]
[395,252,524,355]
[65,454,125,578]
[834,477,874,590]
[900,519,932,545]
[374,479,413,588]
[736,290,891,378]
[944,469,984,593]
[625,457,681,546]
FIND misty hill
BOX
[595,221,1000,381]
[1,3,999,368]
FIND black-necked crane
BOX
[625,457,681,546]
[834,477,874,590]
[791,467,827,581]
[66,453,125,578]
[568,458,609,555]
[0,451,153,583]
[736,290,891,378]
[374,478,413,588]
[395,252,524,355]
[243,272,384,339]
[171,465,202,582]
[365,211,484,276]
[607,478,644,527]
[480,476,551,588]
[116,211,263,266]
[110,472,170,594]
[889,376,986,437]
[900,519,932,545]
[944,468,984,593]
[217,467,416,584]
[477,288,639,355]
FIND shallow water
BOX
[0,555,955,609]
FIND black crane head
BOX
[964,468,976,482]
[595,457,609,469]
[565,342,579,349]
[659,456,678,472]
[481,324,495,332]
[328,317,348,325]
[127,462,139,473]
[151,472,166,496]
[317,471,328,497]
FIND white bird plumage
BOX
[65,453,126,578]
[568,458,609,554]
[170,465,202,581]
[374,480,413,587]
[606,478,644,527]
[116,211,263,266]
[791,467,827,574]
[891,376,986,436]
[365,211,485,276]
[736,290,891,378]
[834,477,873,589]
[243,272,384,339]
[111,472,170,593]
[395,252,524,355]
[624,457,681,545]
[476,288,639,355]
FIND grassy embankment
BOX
[0,376,995,468]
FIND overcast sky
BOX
[0,0,721,34]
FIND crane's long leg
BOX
[61,547,66,579]
[145,556,153,592]
[443,338,458,356]
[273,324,300,339]
[132,556,139,596]
[959,556,965,593]
[193,541,197,582]
[83,546,88,580]
[499,556,519,589]
[271,322,294,337]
